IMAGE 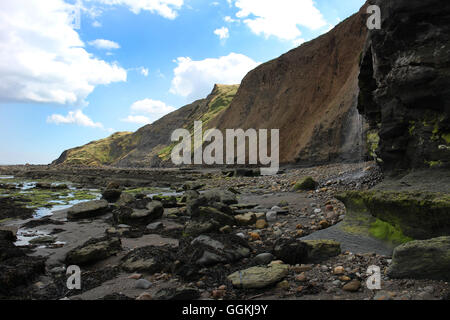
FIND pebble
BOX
[295,273,307,282]
[266,211,277,222]
[136,293,152,300]
[135,279,152,289]
[128,273,142,280]
[255,219,269,229]
[342,280,361,292]
[314,208,322,214]
[236,233,246,239]
[254,253,275,265]
[333,266,345,275]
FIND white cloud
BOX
[121,99,176,124]
[47,109,103,128]
[92,0,184,19]
[214,27,229,40]
[170,53,259,101]
[140,67,149,77]
[232,0,327,41]
[121,115,150,124]
[88,39,120,50]
[0,0,127,105]
[292,38,306,47]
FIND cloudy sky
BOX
[0,0,365,164]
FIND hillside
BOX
[54,4,369,168]
[210,4,369,164]
[53,84,239,167]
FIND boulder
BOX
[235,212,257,226]
[387,236,450,281]
[121,245,175,273]
[67,200,110,220]
[294,177,318,191]
[228,263,289,289]
[65,237,122,265]
[102,189,122,203]
[273,238,341,264]
[114,201,163,225]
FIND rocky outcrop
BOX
[358,0,450,172]
[65,236,122,265]
[387,236,450,281]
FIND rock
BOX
[121,246,175,273]
[29,236,55,245]
[102,189,122,203]
[333,266,345,275]
[295,273,307,282]
[128,273,142,280]
[67,200,110,220]
[153,287,200,300]
[228,264,289,289]
[106,181,121,190]
[235,212,257,226]
[219,225,232,234]
[116,193,135,206]
[147,222,164,231]
[136,292,152,300]
[65,237,122,265]
[266,211,277,222]
[114,201,163,225]
[303,240,341,263]
[135,279,152,289]
[319,220,330,229]
[294,177,318,191]
[255,219,268,229]
[184,220,221,237]
[337,191,450,240]
[196,207,235,226]
[387,236,450,281]
[342,280,361,292]
[253,253,274,265]
[273,239,341,264]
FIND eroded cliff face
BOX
[358,0,450,172]
[210,5,369,165]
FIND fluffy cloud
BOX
[47,109,103,128]
[170,53,259,101]
[122,99,176,124]
[92,0,184,19]
[232,0,327,41]
[214,27,230,40]
[0,0,127,105]
[140,68,149,77]
[88,39,120,50]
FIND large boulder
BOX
[67,200,110,220]
[387,236,450,281]
[114,201,164,225]
[65,237,122,265]
[227,263,289,289]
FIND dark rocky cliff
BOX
[358,0,450,172]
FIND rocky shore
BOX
[0,162,448,300]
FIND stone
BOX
[295,273,307,282]
[253,253,274,265]
[294,177,318,191]
[255,219,268,229]
[135,279,152,289]
[228,264,290,289]
[302,240,341,263]
[114,201,164,225]
[342,280,361,292]
[387,236,450,281]
[65,237,122,265]
[333,266,345,275]
[266,211,277,222]
[147,222,164,231]
[67,200,109,220]
[102,189,122,203]
[136,293,153,300]
[235,212,257,226]
[116,193,135,206]
[273,239,341,264]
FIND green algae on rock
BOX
[337,191,450,240]
[294,177,318,191]
[387,236,450,281]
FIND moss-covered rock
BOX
[294,177,318,191]
[65,237,122,265]
[387,236,450,281]
[303,240,341,263]
[337,191,450,240]
[227,263,289,289]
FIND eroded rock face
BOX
[387,236,450,281]
[358,0,450,172]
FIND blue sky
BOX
[0,0,365,164]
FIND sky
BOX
[0,0,365,164]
